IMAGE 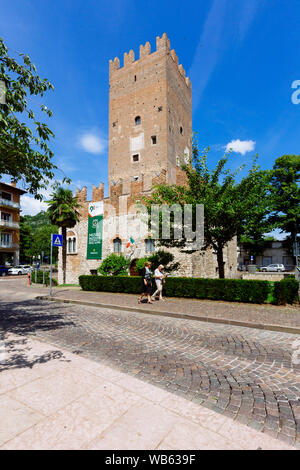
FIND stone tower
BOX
[108,33,192,195]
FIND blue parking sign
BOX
[52,234,63,247]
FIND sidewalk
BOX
[0,333,294,450]
[38,288,300,334]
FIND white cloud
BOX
[21,195,48,216]
[225,139,256,155]
[78,131,106,154]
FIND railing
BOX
[0,198,20,209]
[0,242,18,249]
[0,220,19,229]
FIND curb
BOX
[36,295,300,335]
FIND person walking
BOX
[151,264,166,301]
[138,261,153,304]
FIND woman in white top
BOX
[151,265,165,301]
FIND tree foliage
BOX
[98,253,130,276]
[268,155,300,251]
[135,250,180,274]
[19,213,59,263]
[144,141,270,278]
[47,187,81,283]
[0,37,68,198]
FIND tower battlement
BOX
[109,33,191,89]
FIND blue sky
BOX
[1,0,300,216]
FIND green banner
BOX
[87,202,103,260]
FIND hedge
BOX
[31,271,58,286]
[273,277,299,305]
[78,275,284,304]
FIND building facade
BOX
[58,34,237,284]
[0,182,26,266]
[238,241,295,271]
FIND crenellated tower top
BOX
[109,33,191,89]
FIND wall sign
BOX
[87,201,103,260]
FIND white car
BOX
[8,265,32,275]
[260,264,285,272]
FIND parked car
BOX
[0,265,9,277]
[260,264,285,272]
[8,265,32,275]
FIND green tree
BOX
[268,155,300,254]
[136,250,180,274]
[47,187,81,283]
[98,254,130,276]
[19,217,32,263]
[0,37,69,198]
[29,224,59,263]
[144,144,270,278]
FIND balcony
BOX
[0,242,18,250]
[0,198,20,209]
[0,220,20,229]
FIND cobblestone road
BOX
[1,298,300,447]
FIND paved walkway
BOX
[0,333,294,450]
[1,279,299,449]
[46,288,300,332]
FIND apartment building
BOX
[0,182,26,265]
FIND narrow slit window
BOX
[151,136,157,145]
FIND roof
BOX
[0,182,27,195]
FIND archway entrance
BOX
[129,259,139,276]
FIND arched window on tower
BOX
[113,237,122,254]
[145,239,155,254]
[67,231,77,254]
[135,116,141,126]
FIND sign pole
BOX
[50,234,53,296]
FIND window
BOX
[134,75,137,82]
[113,238,122,253]
[145,239,155,254]
[112,121,117,127]
[1,233,11,247]
[158,106,163,112]
[283,256,294,266]
[180,126,183,135]
[1,191,12,201]
[151,136,157,145]
[135,116,141,125]
[67,236,77,254]
[1,212,11,221]
[262,257,272,266]
[132,154,139,162]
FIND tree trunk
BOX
[62,226,67,284]
[217,245,225,279]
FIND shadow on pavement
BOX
[0,299,74,372]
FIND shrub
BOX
[98,254,130,276]
[79,275,274,304]
[31,271,58,286]
[273,277,299,305]
[135,250,180,274]
[135,257,149,273]
[79,275,141,294]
